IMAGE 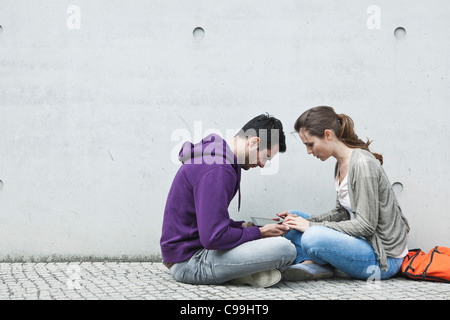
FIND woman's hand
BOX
[276,211,296,220]
[282,215,310,233]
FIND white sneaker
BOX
[283,263,334,281]
[229,269,282,288]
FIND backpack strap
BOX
[403,249,422,275]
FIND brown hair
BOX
[294,106,383,165]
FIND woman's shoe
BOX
[283,262,334,281]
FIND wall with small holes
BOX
[0,0,449,261]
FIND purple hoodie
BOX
[160,133,261,263]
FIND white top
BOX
[335,174,355,220]
[335,173,408,258]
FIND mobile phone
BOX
[251,217,282,227]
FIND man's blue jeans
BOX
[284,210,403,280]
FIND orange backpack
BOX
[401,246,450,283]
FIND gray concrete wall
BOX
[0,0,449,261]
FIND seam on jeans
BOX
[307,248,401,277]
[306,248,378,263]
[210,244,294,269]
[212,257,294,268]
[181,263,218,284]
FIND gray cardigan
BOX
[308,148,410,271]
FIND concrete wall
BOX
[0,0,449,261]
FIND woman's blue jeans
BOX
[284,210,403,280]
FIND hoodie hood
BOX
[178,133,237,166]
[178,133,241,210]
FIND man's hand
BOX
[259,223,290,238]
[242,222,254,228]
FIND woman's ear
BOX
[324,129,334,141]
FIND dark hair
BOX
[294,106,383,165]
[236,113,287,153]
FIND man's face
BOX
[241,137,279,170]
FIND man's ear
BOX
[248,136,260,148]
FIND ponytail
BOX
[295,106,383,165]
[337,113,383,165]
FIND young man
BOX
[160,114,296,287]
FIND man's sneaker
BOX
[283,263,334,281]
[229,269,282,288]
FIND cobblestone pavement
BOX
[0,262,448,300]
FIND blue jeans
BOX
[170,237,296,285]
[284,210,404,280]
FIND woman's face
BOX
[298,129,333,161]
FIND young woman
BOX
[280,106,410,281]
